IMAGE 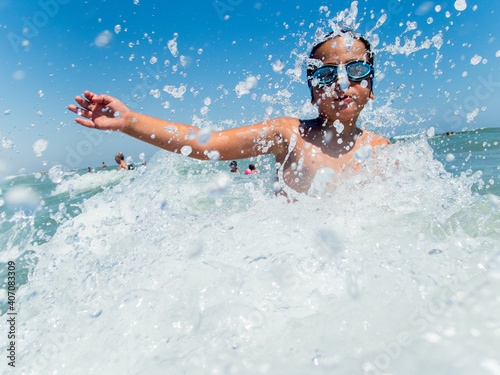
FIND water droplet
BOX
[180,145,192,156]
[470,54,482,65]
[354,145,373,162]
[33,139,48,157]
[454,0,467,12]
[207,150,220,161]
[197,128,211,145]
[114,111,121,118]
[446,153,455,162]
[48,165,65,183]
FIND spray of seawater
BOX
[2,2,499,374]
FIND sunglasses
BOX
[308,60,374,88]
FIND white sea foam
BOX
[13,141,500,374]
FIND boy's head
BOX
[307,29,375,123]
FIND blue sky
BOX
[0,0,498,175]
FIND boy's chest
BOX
[279,141,359,193]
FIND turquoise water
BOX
[0,127,499,374]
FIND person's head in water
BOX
[249,164,256,171]
[115,153,125,164]
[229,160,238,172]
[307,29,375,126]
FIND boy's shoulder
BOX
[360,130,391,147]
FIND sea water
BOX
[1,128,499,374]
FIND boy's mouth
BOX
[334,95,354,103]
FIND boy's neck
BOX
[316,115,362,145]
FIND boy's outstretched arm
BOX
[69,91,288,161]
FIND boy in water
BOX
[69,30,389,194]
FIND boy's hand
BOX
[68,90,132,131]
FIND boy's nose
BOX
[337,64,350,92]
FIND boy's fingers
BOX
[68,104,92,118]
[74,96,91,109]
[75,118,96,128]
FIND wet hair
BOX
[249,164,256,171]
[229,161,237,167]
[307,29,374,99]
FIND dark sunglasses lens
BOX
[347,63,371,80]
[314,67,337,84]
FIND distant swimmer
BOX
[245,164,260,175]
[88,167,93,172]
[229,161,239,173]
[446,132,455,136]
[102,161,107,168]
[115,152,134,171]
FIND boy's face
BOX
[310,37,374,124]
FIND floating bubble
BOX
[4,109,11,115]
[446,153,455,162]
[38,90,44,98]
[235,76,258,97]
[167,35,178,57]
[180,145,192,156]
[427,127,436,137]
[33,139,48,157]
[150,56,157,64]
[454,0,467,11]
[2,137,15,149]
[197,128,211,145]
[95,30,113,48]
[204,97,211,106]
[272,60,285,73]
[114,25,121,34]
[496,50,500,58]
[163,84,186,99]
[48,165,65,183]
[470,54,482,65]
[207,150,220,161]
[198,48,203,55]
[150,89,161,98]
[354,145,373,162]
[333,120,344,134]
[13,70,25,80]
[162,101,170,109]
[435,5,442,12]
[4,186,40,211]
[200,106,209,116]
